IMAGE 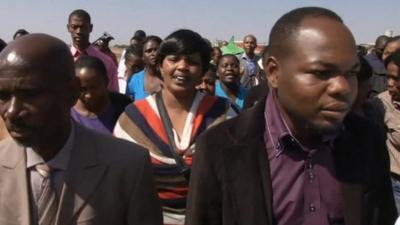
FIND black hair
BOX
[384,49,400,68]
[68,9,91,24]
[208,64,217,73]
[269,7,342,60]
[357,55,373,82]
[158,29,212,73]
[13,29,29,40]
[75,56,108,86]
[243,34,257,43]
[0,39,6,52]
[357,45,367,56]
[375,35,390,48]
[383,36,400,51]
[134,30,146,39]
[124,46,143,61]
[141,35,162,52]
[218,54,239,66]
[130,35,142,42]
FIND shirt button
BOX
[309,173,315,183]
[309,204,316,212]
[308,204,315,212]
[307,163,313,169]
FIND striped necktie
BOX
[36,163,58,225]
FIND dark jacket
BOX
[186,97,397,225]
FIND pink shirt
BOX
[71,45,119,92]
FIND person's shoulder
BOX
[87,45,117,69]
[76,124,149,164]
[343,112,383,140]
[109,91,132,105]
[129,70,145,83]
[197,98,265,148]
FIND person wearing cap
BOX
[93,32,118,66]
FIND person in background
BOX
[114,29,237,225]
[366,35,390,97]
[126,35,163,101]
[0,33,162,225]
[211,47,222,66]
[72,56,131,135]
[196,64,217,95]
[216,54,248,109]
[67,9,119,92]
[366,49,400,215]
[117,34,147,94]
[13,29,29,40]
[186,7,396,225]
[133,29,146,42]
[130,35,143,49]
[383,36,400,61]
[243,46,270,109]
[239,34,261,88]
[351,55,373,117]
[93,32,118,66]
[124,46,145,88]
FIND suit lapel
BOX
[334,129,363,225]
[254,135,274,225]
[228,98,275,224]
[55,124,107,225]
[0,138,31,225]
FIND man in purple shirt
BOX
[186,7,397,225]
[67,9,119,92]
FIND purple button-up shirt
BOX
[264,91,344,225]
[71,45,119,92]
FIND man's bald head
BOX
[0,33,75,83]
[268,7,343,62]
[0,33,79,153]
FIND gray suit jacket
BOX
[0,123,163,225]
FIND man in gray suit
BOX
[0,33,162,225]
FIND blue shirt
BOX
[215,80,248,109]
[126,70,150,101]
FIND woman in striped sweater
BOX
[114,29,237,225]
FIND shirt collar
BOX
[264,90,339,156]
[241,52,256,61]
[26,121,75,171]
[70,45,95,57]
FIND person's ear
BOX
[265,56,280,89]
[66,24,71,32]
[89,24,93,33]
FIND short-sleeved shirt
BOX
[126,70,150,101]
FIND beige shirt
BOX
[26,123,75,224]
[368,91,400,175]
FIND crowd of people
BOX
[0,6,400,225]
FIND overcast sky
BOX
[2,0,399,45]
